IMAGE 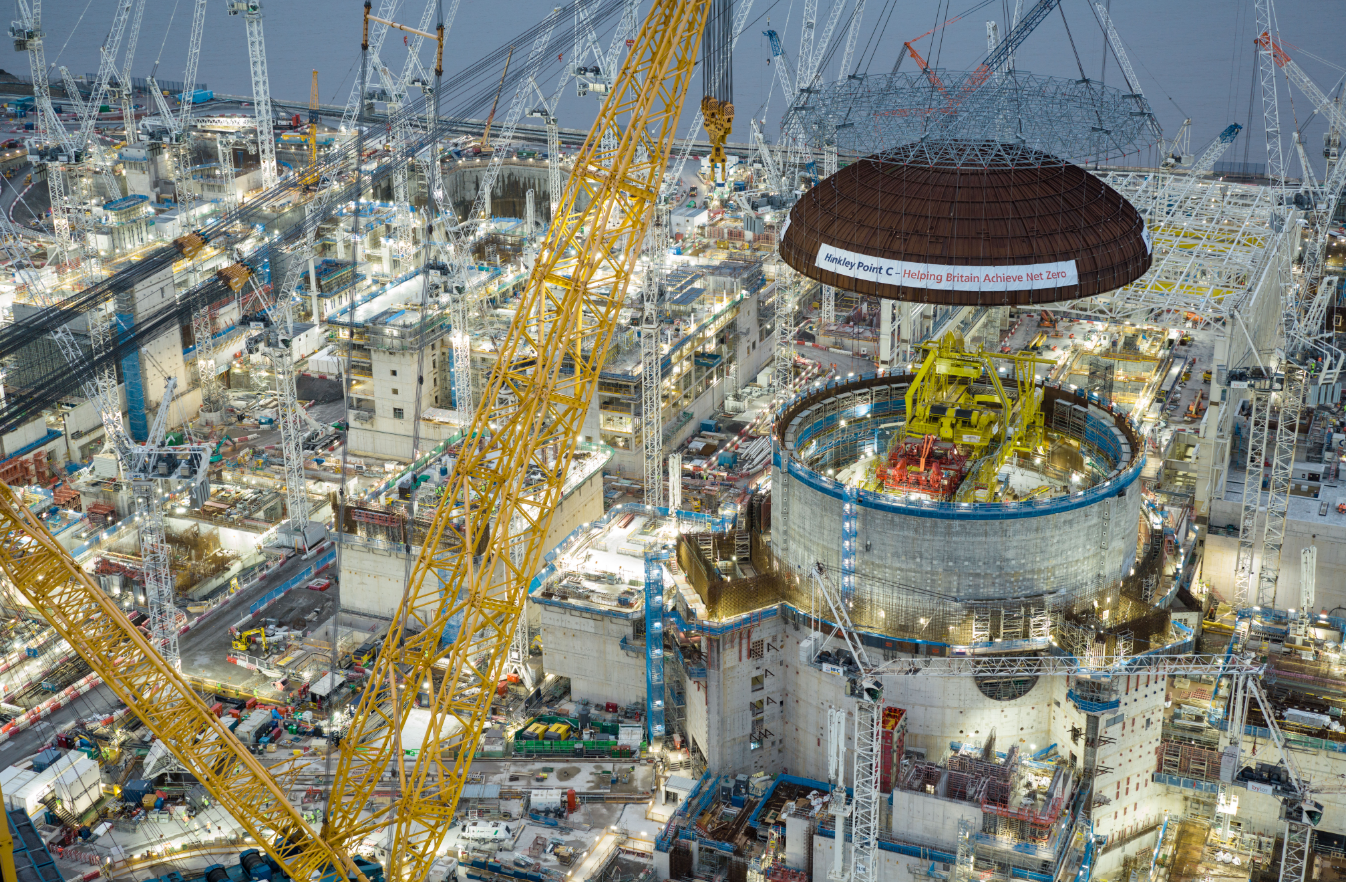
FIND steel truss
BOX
[1233,370,1272,611]
[230,0,280,189]
[192,303,225,414]
[1065,173,1279,327]
[0,162,201,669]
[820,139,838,326]
[773,274,797,392]
[0,483,360,882]
[318,4,713,880]
[791,71,1156,162]
[1257,365,1305,607]
[869,654,1263,678]
[642,205,669,506]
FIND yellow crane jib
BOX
[0,482,370,882]
[318,0,714,878]
[0,1,714,880]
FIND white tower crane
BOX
[819,138,838,326]
[379,0,450,273]
[116,0,148,146]
[248,271,327,552]
[522,54,575,225]
[0,196,211,670]
[1230,26,1346,616]
[640,204,669,506]
[13,3,130,462]
[836,0,867,79]
[227,0,279,190]
[1256,32,1346,315]
[11,1,91,278]
[808,563,882,882]
[433,10,556,419]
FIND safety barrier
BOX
[248,548,336,616]
[0,672,102,744]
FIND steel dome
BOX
[778,140,1152,306]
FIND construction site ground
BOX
[176,549,337,694]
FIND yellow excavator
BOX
[231,628,268,654]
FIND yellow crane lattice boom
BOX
[0,483,366,882]
[0,2,714,881]
[320,0,712,878]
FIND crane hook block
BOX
[216,263,253,293]
[174,232,209,260]
[700,96,735,173]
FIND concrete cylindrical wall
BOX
[773,375,1144,625]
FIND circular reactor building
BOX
[772,335,1147,648]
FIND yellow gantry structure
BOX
[0,2,714,882]
[902,333,1054,501]
[904,332,1048,459]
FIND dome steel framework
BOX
[788,71,1158,165]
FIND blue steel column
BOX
[841,485,858,601]
[644,550,667,739]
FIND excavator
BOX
[231,628,268,654]
[0,2,716,881]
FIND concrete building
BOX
[338,444,610,619]
[584,260,775,476]
[90,195,154,258]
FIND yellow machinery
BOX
[0,1,713,881]
[900,333,1054,502]
[323,1,711,874]
[702,96,733,181]
[905,332,1046,459]
[216,262,252,293]
[231,628,267,653]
